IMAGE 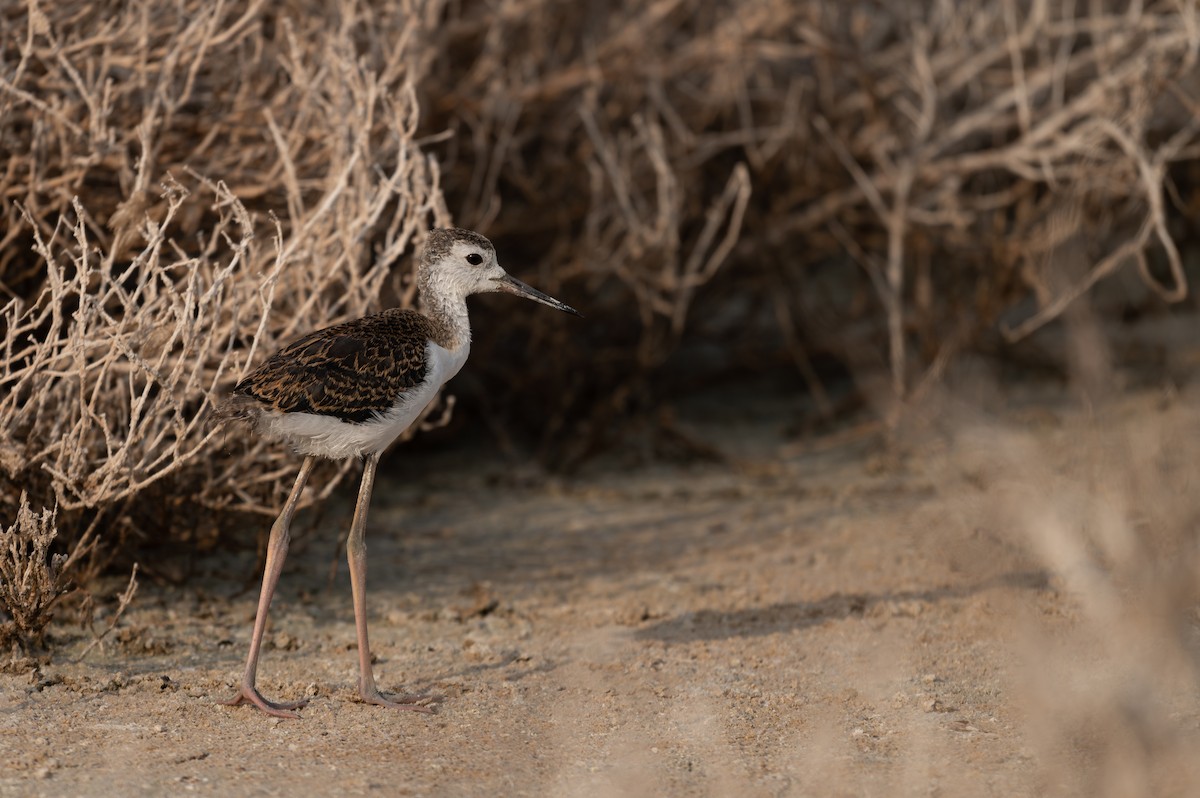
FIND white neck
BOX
[418,271,472,351]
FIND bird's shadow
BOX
[633,570,1049,643]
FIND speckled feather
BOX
[231,308,436,424]
[218,227,575,459]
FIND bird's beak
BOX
[491,273,582,316]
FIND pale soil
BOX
[3,384,1200,797]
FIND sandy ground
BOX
[3,383,1200,797]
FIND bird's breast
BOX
[424,339,470,389]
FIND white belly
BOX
[258,340,470,460]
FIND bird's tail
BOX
[210,393,260,427]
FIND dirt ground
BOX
[3,382,1200,797]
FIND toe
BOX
[220,687,308,718]
[361,690,436,713]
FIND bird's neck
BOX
[418,274,471,351]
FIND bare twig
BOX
[74,564,139,661]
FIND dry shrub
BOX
[424,0,1199,449]
[0,0,448,650]
[424,1,769,458]
[789,0,1200,399]
[3,0,1200,646]
[0,493,66,653]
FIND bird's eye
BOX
[466,252,484,266]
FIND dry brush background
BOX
[1,0,1199,684]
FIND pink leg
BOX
[221,456,316,718]
[347,452,433,712]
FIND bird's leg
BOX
[221,456,317,718]
[347,451,433,713]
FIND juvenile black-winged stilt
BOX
[219,228,579,718]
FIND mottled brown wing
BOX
[234,309,434,423]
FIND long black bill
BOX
[492,273,582,317]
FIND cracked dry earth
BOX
[3,386,1200,796]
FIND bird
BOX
[218,227,580,718]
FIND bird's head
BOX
[420,228,581,316]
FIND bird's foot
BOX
[220,685,309,719]
[359,687,438,713]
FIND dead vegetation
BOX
[0,0,448,649]
[1,0,1199,655]
[421,0,1200,444]
[0,493,65,653]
